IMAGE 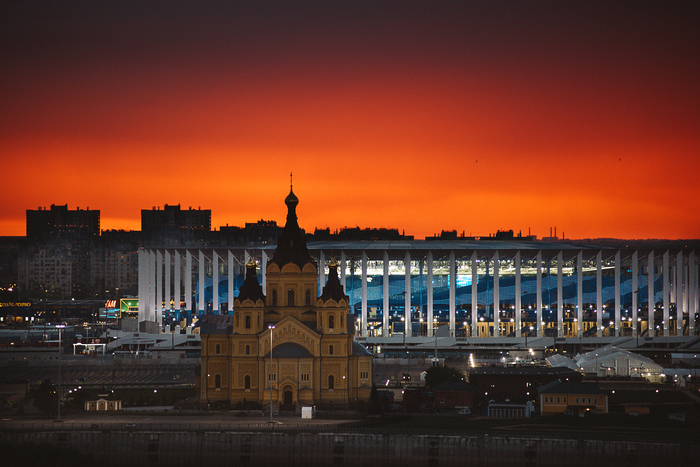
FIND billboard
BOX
[120,298,138,318]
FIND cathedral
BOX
[198,187,373,410]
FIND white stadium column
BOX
[361,250,368,338]
[557,251,563,338]
[449,251,456,337]
[648,251,655,337]
[174,250,181,315]
[340,251,347,292]
[405,251,412,338]
[471,252,478,338]
[383,250,389,337]
[228,250,234,312]
[149,250,156,322]
[577,251,583,337]
[515,251,521,337]
[427,251,434,337]
[615,251,621,337]
[165,250,171,318]
[157,250,163,326]
[198,250,205,316]
[319,250,326,296]
[537,251,543,337]
[632,251,638,337]
[138,248,147,322]
[596,251,603,337]
[690,251,696,336]
[262,250,268,296]
[663,250,670,336]
[493,251,499,337]
[212,251,219,314]
[185,250,192,315]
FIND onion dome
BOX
[236,257,265,302]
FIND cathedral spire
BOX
[271,184,314,269]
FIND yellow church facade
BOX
[198,188,373,410]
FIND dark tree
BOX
[32,379,58,417]
[423,365,464,390]
[368,383,383,415]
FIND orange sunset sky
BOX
[1,1,699,240]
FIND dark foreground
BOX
[1,412,698,467]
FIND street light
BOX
[433,318,438,363]
[268,324,275,423]
[56,324,65,421]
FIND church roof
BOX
[319,260,347,302]
[352,341,372,356]
[538,380,606,395]
[264,342,314,359]
[237,259,265,302]
[199,314,233,334]
[269,186,315,269]
[434,379,474,392]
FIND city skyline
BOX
[2,1,699,240]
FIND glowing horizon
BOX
[2,2,699,240]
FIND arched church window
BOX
[328,375,334,390]
[215,344,220,355]
[272,289,277,306]
[305,289,311,306]
[245,345,250,355]
[329,344,334,355]
[215,374,221,389]
[245,315,251,329]
[288,289,294,306]
[244,375,251,390]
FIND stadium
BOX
[138,239,699,352]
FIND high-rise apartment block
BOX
[26,204,100,239]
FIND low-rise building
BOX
[469,366,582,406]
[538,380,608,415]
[433,379,474,411]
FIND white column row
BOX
[137,248,698,339]
[139,249,270,324]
